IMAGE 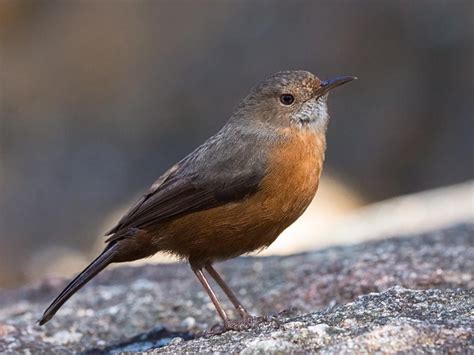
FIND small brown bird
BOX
[39,70,355,332]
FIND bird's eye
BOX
[280,94,295,106]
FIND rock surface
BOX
[0,223,472,353]
[153,287,473,354]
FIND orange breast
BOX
[155,128,326,263]
[260,127,325,225]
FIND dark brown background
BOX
[0,0,473,287]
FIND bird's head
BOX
[235,70,356,132]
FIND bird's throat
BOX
[294,97,329,133]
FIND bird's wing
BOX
[105,130,268,241]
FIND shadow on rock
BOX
[82,326,194,354]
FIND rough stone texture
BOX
[0,223,472,353]
[154,287,473,354]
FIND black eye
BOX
[280,94,294,105]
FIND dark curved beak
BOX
[319,76,357,95]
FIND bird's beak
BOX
[318,76,357,95]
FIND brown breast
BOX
[155,127,326,263]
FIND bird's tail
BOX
[38,243,118,325]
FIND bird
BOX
[38,70,356,333]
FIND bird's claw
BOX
[203,315,280,337]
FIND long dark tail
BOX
[38,244,117,325]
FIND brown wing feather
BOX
[105,134,268,242]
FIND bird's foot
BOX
[203,315,280,337]
[204,320,243,337]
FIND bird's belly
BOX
[157,130,325,262]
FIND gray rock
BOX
[0,223,472,353]
[155,287,473,354]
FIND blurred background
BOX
[0,0,473,288]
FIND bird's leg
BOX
[205,263,251,320]
[191,262,276,335]
[191,264,230,326]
